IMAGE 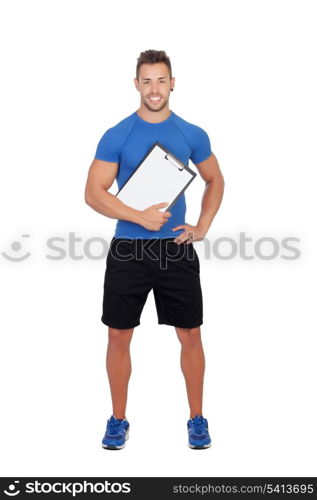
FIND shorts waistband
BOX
[111,237,176,242]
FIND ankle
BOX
[113,414,126,420]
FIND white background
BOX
[0,0,316,477]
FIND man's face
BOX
[134,62,175,113]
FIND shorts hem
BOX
[158,320,203,328]
[101,317,140,329]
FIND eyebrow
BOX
[141,76,168,81]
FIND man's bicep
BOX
[85,159,118,200]
[194,153,223,183]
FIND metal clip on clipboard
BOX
[164,154,184,171]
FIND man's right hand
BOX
[138,202,172,231]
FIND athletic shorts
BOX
[101,237,203,329]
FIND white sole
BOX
[102,429,129,450]
[188,441,211,449]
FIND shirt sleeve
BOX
[94,127,120,163]
[190,126,213,164]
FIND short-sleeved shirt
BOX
[94,110,212,239]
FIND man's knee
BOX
[108,327,134,348]
[176,326,202,346]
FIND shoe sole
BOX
[102,430,129,450]
[188,441,211,449]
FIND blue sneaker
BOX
[102,415,129,450]
[187,415,211,449]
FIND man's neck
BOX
[136,106,171,123]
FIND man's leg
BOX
[175,326,205,418]
[106,326,134,420]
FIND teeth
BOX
[149,97,161,100]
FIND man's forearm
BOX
[86,188,143,225]
[196,175,225,233]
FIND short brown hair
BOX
[136,50,172,79]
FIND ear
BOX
[134,78,140,91]
[170,76,175,92]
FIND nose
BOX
[149,82,159,94]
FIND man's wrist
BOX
[130,208,144,226]
[196,221,211,234]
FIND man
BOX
[85,50,224,450]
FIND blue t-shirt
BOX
[94,110,212,239]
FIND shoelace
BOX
[107,418,125,435]
[192,416,206,435]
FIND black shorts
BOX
[101,237,203,329]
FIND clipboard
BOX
[115,141,197,211]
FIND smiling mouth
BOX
[148,96,162,103]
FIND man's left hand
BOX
[172,224,206,244]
